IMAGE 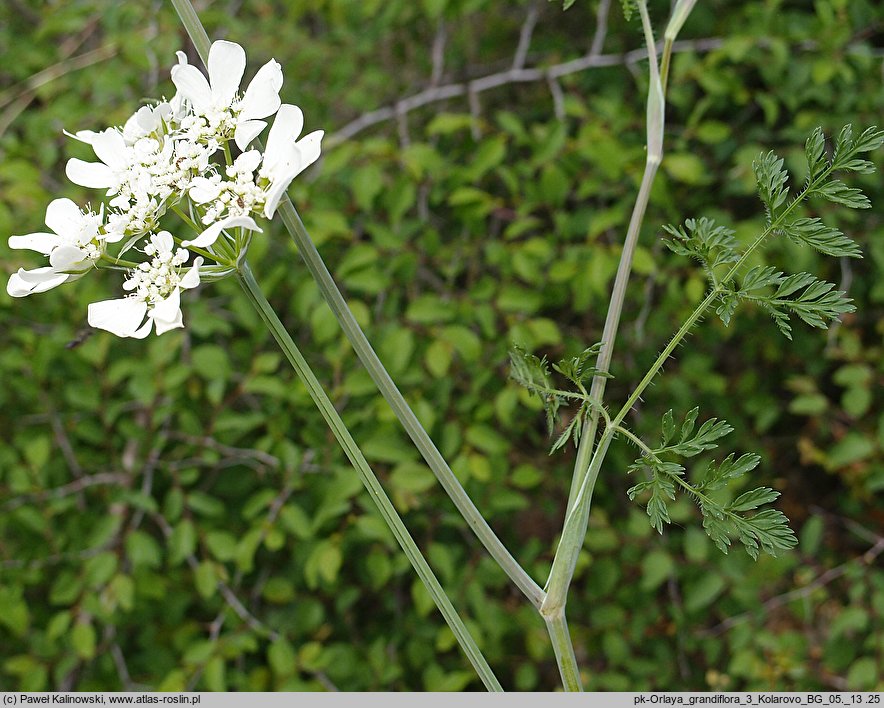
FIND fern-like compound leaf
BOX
[781,217,861,258]
[754,151,790,220]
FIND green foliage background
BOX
[1,0,882,692]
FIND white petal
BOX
[44,198,83,238]
[233,120,266,151]
[91,129,128,170]
[179,257,204,290]
[208,40,246,107]
[235,149,263,173]
[8,232,62,255]
[171,64,212,112]
[189,177,222,204]
[109,194,130,210]
[262,131,325,218]
[49,245,91,271]
[63,129,100,145]
[293,130,324,172]
[262,177,292,219]
[155,231,174,253]
[6,267,69,297]
[66,158,114,189]
[266,104,304,157]
[123,111,147,144]
[103,227,126,244]
[152,308,184,335]
[182,215,262,249]
[150,289,183,335]
[88,298,148,338]
[239,59,283,121]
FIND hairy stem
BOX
[236,262,502,691]
[170,0,544,610]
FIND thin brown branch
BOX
[589,0,612,57]
[430,20,447,87]
[1,472,131,511]
[327,37,725,147]
[512,4,540,71]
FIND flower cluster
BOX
[7,40,323,337]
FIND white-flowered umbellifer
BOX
[6,38,322,338]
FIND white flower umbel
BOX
[7,198,112,297]
[171,40,282,151]
[259,104,323,218]
[87,231,202,338]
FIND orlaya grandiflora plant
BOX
[8,0,883,693]
[7,39,322,339]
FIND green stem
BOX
[544,612,583,692]
[170,0,544,611]
[170,204,202,234]
[659,37,674,95]
[98,254,140,269]
[613,424,654,456]
[236,261,502,692]
[565,0,664,517]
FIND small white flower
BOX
[87,231,203,338]
[182,214,262,249]
[65,128,130,192]
[6,198,110,297]
[189,150,265,224]
[260,104,324,218]
[171,40,282,150]
[122,103,173,144]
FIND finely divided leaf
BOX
[661,409,676,446]
[782,217,861,258]
[813,180,870,209]
[663,217,740,283]
[510,344,608,452]
[509,346,559,432]
[627,409,794,559]
[551,343,608,387]
[731,509,797,560]
[754,151,790,219]
[737,268,854,339]
[739,265,784,293]
[701,452,761,491]
[670,416,733,457]
[728,486,780,512]
[619,0,637,20]
[716,290,739,327]
[804,127,828,184]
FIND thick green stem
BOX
[566,0,664,516]
[565,157,659,513]
[544,612,583,692]
[236,261,502,692]
[170,0,544,611]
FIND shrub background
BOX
[1,0,882,691]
